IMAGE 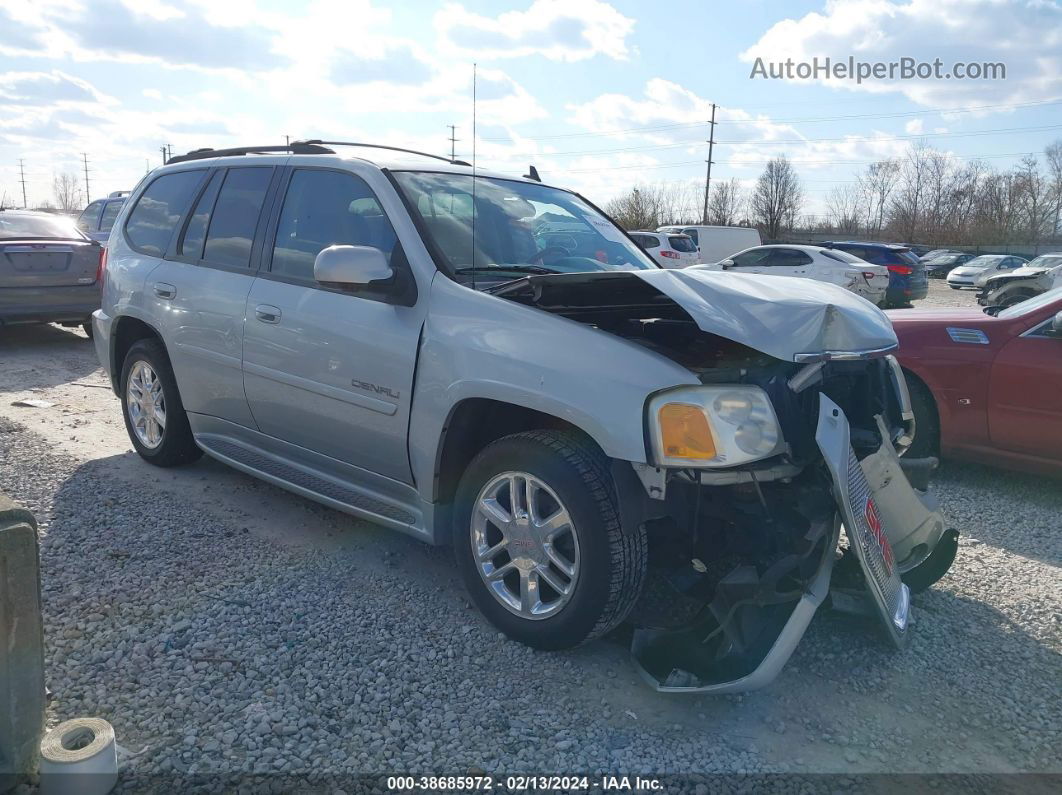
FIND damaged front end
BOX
[493,269,958,693]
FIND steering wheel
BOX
[528,245,574,264]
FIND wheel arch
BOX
[432,398,594,507]
[901,366,941,452]
[110,315,166,394]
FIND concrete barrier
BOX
[0,495,45,793]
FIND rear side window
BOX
[179,171,223,258]
[78,202,103,231]
[668,236,696,253]
[681,228,699,244]
[100,201,123,233]
[769,249,813,267]
[271,169,398,282]
[822,249,863,264]
[641,235,660,249]
[203,168,273,268]
[125,171,204,256]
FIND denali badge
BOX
[350,379,400,400]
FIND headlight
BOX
[648,385,784,468]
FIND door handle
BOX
[255,304,282,324]
[153,282,176,299]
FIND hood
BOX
[491,269,898,362]
[949,266,985,277]
[631,269,897,361]
[985,265,1049,281]
[887,306,987,326]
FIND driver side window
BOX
[271,169,397,282]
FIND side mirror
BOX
[313,245,393,289]
[720,259,734,270]
[1048,311,1062,338]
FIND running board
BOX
[195,435,428,540]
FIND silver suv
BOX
[93,142,958,692]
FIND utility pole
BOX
[81,153,91,203]
[166,144,173,162]
[285,134,290,147]
[18,158,28,208]
[447,125,459,161]
[701,103,717,225]
[161,145,168,165]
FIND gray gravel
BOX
[1,337,1059,790]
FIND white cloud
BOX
[434,0,635,62]
[740,0,1062,108]
[904,118,924,134]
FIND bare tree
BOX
[604,182,700,229]
[706,178,745,226]
[53,173,83,212]
[825,184,863,234]
[749,156,803,240]
[1043,139,1062,236]
[856,159,899,235]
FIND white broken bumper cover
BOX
[631,395,944,693]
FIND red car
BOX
[889,288,1062,476]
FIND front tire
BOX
[120,339,202,467]
[906,376,940,460]
[453,430,647,650]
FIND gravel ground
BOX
[0,285,1059,792]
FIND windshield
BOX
[1026,255,1062,270]
[966,256,1004,269]
[392,171,657,284]
[0,212,83,240]
[995,286,1062,319]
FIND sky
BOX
[1,0,1060,216]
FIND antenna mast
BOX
[471,64,477,290]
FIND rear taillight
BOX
[862,271,879,283]
[886,264,913,275]
[661,250,680,259]
[96,246,108,286]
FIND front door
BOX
[242,167,425,484]
[987,317,1062,460]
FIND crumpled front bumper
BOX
[631,396,951,693]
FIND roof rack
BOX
[294,140,471,167]
[166,142,335,165]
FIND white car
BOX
[947,254,1028,288]
[703,245,890,305]
[629,230,700,268]
[657,224,761,265]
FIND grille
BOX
[208,439,416,525]
[845,447,908,630]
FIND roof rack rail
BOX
[166,142,335,165]
[294,140,471,167]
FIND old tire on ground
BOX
[453,430,647,650]
[905,376,940,460]
[902,529,959,593]
[120,338,202,467]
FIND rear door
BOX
[987,317,1062,460]
[242,166,425,483]
[145,165,276,427]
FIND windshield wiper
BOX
[454,264,560,276]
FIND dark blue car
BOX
[823,242,928,307]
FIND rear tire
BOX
[906,376,940,460]
[453,430,647,650]
[120,339,202,467]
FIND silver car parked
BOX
[1,209,103,337]
[76,192,128,244]
[93,142,957,692]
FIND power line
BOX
[481,98,1062,142]
[18,158,27,208]
[81,153,91,203]
[701,103,716,224]
[447,124,459,162]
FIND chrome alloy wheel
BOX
[471,471,580,620]
[126,360,166,449]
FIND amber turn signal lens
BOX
[658,403,717,460]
